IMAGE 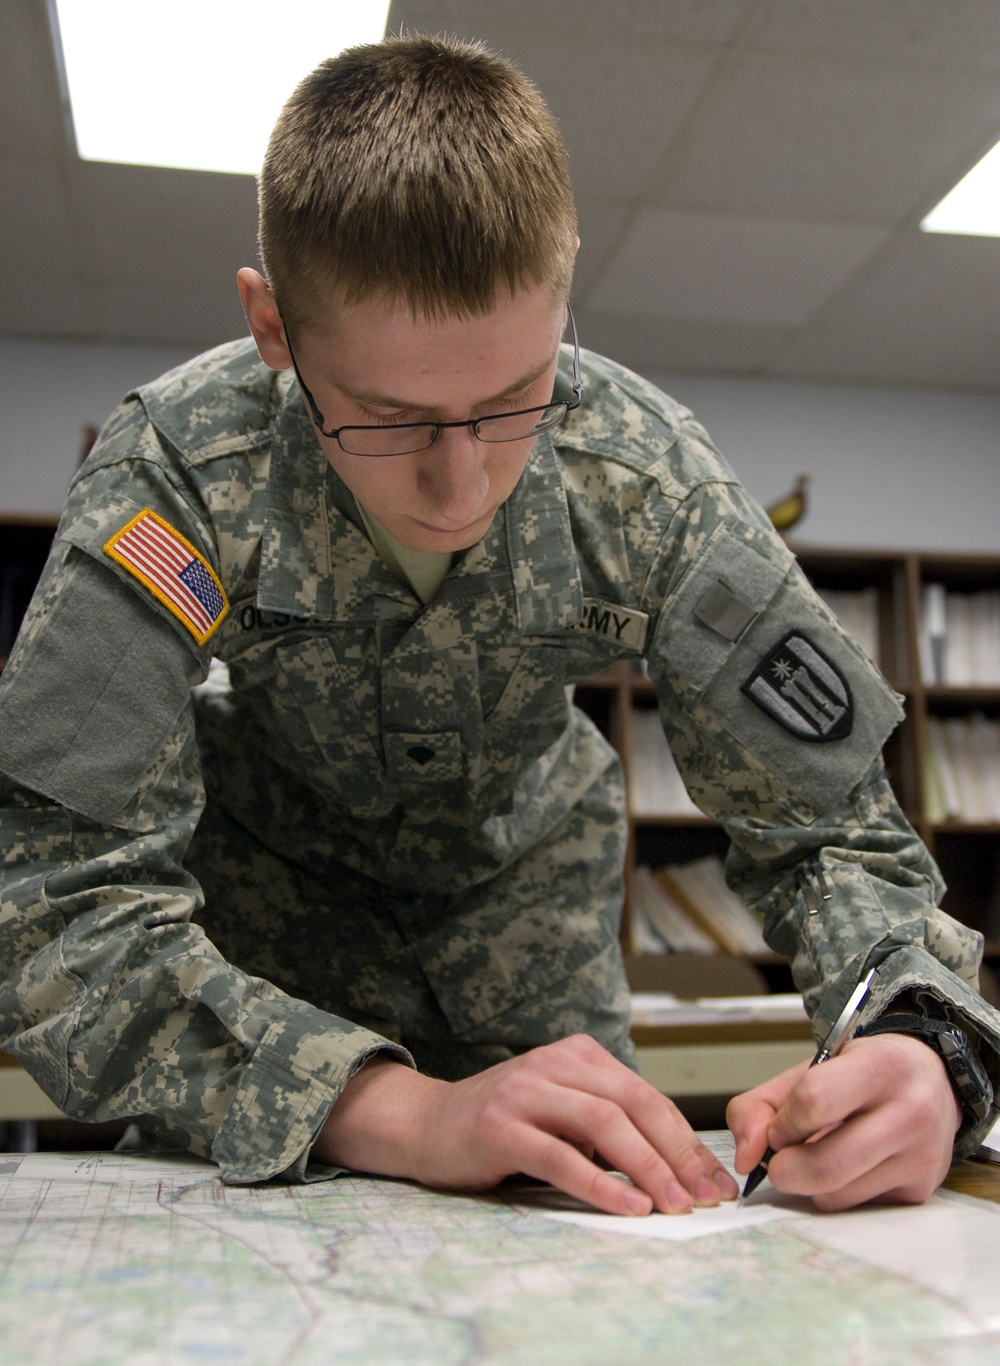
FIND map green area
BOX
[2,1140,999,1365]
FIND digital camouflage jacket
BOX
[1,339,997,1181]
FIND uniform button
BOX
[406,745,436,765]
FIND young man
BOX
[0,36,995,1216]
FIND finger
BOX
[766,1098,953,1210]
[607,1081,737,1201]
[538,1038,736,1198]
[728,1060,810,1172]
[539,1089,701,1213]
[509,1122,658,1217]
[800,1133,952,1212]
[767,1106,894,1198]
[766,1049,881,1151]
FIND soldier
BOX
[0,35,996,1216]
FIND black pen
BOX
[740,966,879,1201]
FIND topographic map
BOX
[2,1135,1000,1365]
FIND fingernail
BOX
[694,1176,719,1207]
[623,1187,651,1216]
[666,1180,693,1214]
[714,1169,739,1199]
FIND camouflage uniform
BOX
[1,340,997,1182]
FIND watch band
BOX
[856,1012,994,1131]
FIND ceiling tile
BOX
[577,309,783,376]
[0,160,78,274]
[571,196,634,300]
[94,277,248,349]
[755,0,1000,73]
[656,50,1000,222]
[71,163,259,284]
[804,232,1000,334]
[765,319,1000,392]
[588,209,888,327]
[0,274,92,339]
[391,0,757,45]
[0,1,67,158]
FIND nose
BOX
[416,424,490,526]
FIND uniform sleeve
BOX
[643,469,1000,1157]
[0,469,411,1184]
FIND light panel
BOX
[921,136,1000,238]
[51,0,391,176]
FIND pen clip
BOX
[820,967,879,1057]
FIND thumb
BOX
[726,1091,776,1174]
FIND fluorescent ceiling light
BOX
[920,136,1000,238]
[51,0,391,176]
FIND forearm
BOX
[724,762,1000,1154]
[0,776,411,1181]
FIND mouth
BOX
[411,516,485,536]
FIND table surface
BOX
[3,1141,1000,1365]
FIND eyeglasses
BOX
[286,307,583,457]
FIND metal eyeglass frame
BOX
[285,306,583,457]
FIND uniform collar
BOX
[505,431,584,635]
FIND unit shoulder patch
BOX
[741,631,853,742]
[104,508,229,645]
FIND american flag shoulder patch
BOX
[104,508,229,645]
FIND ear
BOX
[237,268,292,370]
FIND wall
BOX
[649,370,999,553]
[1,335,997,553]
[0,337,199,516]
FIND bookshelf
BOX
[575,545,1000,976]
[0,514,58,670]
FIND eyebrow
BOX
[339,349,558,412]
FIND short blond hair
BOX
[258,34,577,330]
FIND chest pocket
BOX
[651,517,903,814]
[272,635,389,812]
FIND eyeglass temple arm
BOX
[567,305,584,404]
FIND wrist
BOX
[856,1012,993,1138]
[311,1057,445,1178]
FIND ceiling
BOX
[3,0,1000,392]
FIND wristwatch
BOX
[857,1012,994,1132]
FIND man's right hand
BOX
[311,1033,738,1216]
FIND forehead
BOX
[296,284,565,399]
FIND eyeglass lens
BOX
[337,402,570,456]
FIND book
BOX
[631,866,718,955]
[925,714,1000,823]
[921,586,1000,686]
[921,583,947,684]
[654,856,770,957]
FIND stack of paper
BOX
[630,992,807,1027]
